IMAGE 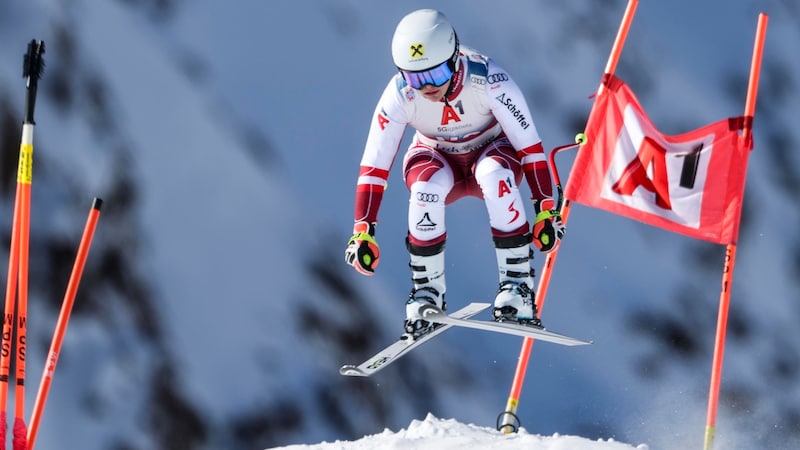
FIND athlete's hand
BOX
[531,198,565,253]
[345,221,380,276]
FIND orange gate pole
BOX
[497,0,639,433]
[703,13,767,450]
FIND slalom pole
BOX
[27,198,103,450]
[598,0,639,96]
[14,175,30,450]
[497,0,638,434]
[703,13,766,450]
[497,137,584,433]
[15,38,45,450]
[0,40,45,450]
[0,186,22,450]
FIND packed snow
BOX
[272,414,647,450]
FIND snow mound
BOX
[272,414,648,450]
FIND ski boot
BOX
[403,241,446,340]
[492,234,543,328]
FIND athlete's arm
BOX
[354,77,409,223]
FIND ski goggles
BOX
[399,60,454,89]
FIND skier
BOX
[345,9,565,339]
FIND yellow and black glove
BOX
[531,198,565,253]
[344,221,380,276]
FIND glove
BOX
[531,198,565,253]
[345,221,380,276]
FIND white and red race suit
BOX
[353,46,555,249]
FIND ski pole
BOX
[548,134,587,210]
[497,133,586,433]
[0,39,45,450]
[27,198,102,450]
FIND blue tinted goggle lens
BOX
[400,61,454,89]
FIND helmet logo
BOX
[410,43,424,58]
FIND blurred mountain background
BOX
[0,1,798,449]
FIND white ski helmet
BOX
[391,9,459,79]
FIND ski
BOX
[419,304,591,346]
[340,302,491,377]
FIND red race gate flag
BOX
[565,75,752,245]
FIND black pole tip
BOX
[92,198,103,211]
[23,40,45,80]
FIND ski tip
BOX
[339,365,368,377]
[559,335,593,346]
[535,327,593,346]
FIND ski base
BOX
[419,304,591,346]
[340,302,491,377]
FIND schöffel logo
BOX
[487,73,509,84]
[416,192,440,202]
[410,43,424,58]
[495,93,530,130]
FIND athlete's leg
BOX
[474,139,540,325]
[402,145,455,248]
[401,145,456,336]
[473,138,529,236]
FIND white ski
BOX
[339,302,491,377]
[419,304,591,346]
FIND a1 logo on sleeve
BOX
[376,108,390,130]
